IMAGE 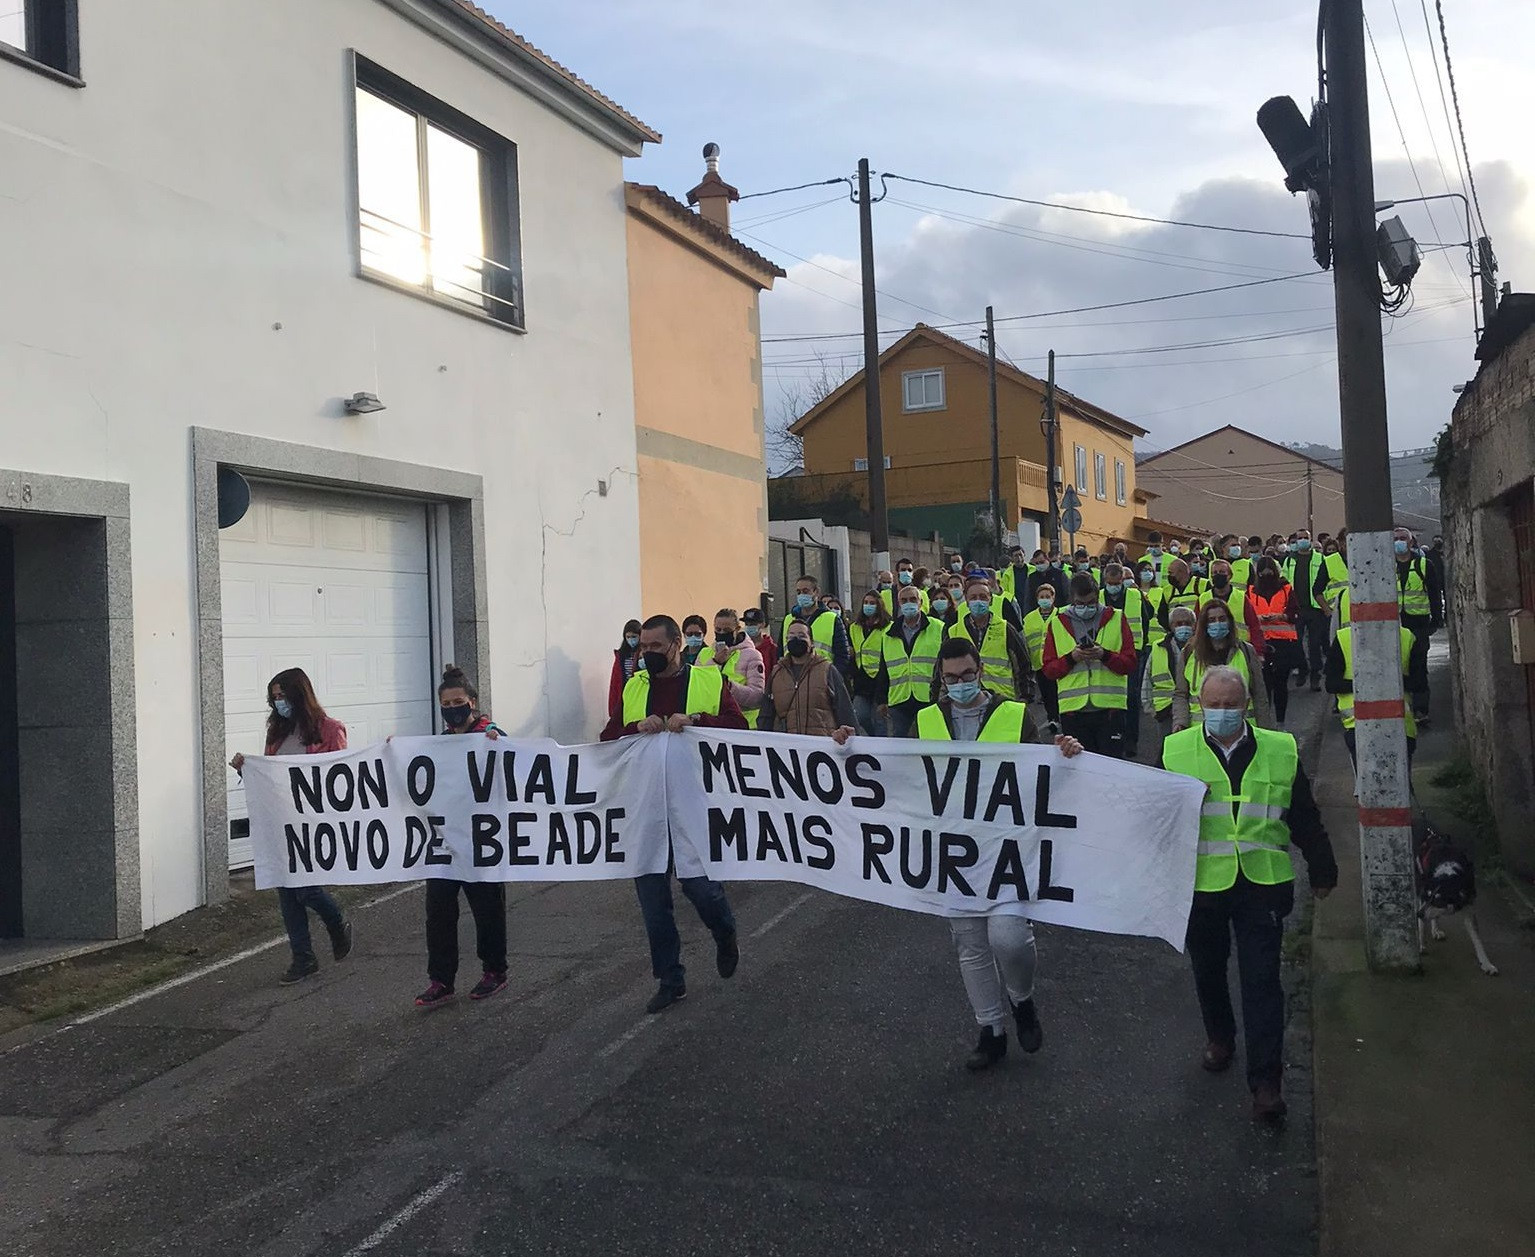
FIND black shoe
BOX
[329,921,353,962]
[645,984,687,1015]
[1310,679,1322,692]
[1013,998,1043,1054]
[716,931,739,979]
[280,955,319,985]
[964,1026,1008,1071]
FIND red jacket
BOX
[1040,606,1137,680]
[753,632,779,678]
[265,715,347,755]
[609,648,640,717]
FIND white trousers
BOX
[949,914,1037,1031]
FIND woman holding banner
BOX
[414,665,510,1009]
[229,668,354,986]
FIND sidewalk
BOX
[1312,645,1535,1256]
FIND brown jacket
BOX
[764,655,845,736]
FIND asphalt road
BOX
[0,698,1329,1257]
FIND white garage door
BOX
[222,482,434,869]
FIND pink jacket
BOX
[265,716,347,756]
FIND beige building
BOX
[1136,425,1346,538]
[625,151,783,623]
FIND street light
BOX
[1374,191,1492,336]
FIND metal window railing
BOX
[359,207,521,320]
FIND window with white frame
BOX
[1074,444,1088,492]
[1094,452,1108,501]
[853,456,892,471]
[901,369,946,412]
[1115,458,1127,505]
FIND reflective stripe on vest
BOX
[1229,558,1253,597]
[1161,725,1297,892]
[1207,587,1250,644]
[718,647,759,730]
[915,700,1029,742]
[1021,608,1054,671]
[1184,649,1253,722]
[1335,625,1418,738]
[1148,642,1179,713]
[620,664,725,726]
[1397,559,1430,617]
[1144,586,1169,646]
[849,623,886,679]
[1114,586,1145,652]
[1323,552,1349,608]
[782,610,838,662]
[1167,577,1207,615]
[947,614,1013,697]
[1252,587,1298,641]
[1049,610,1127,712]
[881,618,946,705]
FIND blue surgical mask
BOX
[1104,582,1123,595]
[968,599,990,618]
[898,570,913,585]
[1148,547,1162,558]
[1227,545,1242,559]
[1207,621,1230,641]
[946,679,983,705]
[1203,707,1245,738]
[1037,598,1055,613]
[1035,561,1049,573]
[1139,570,1154,584]
[1394,539,1409,555]
[273,698,293,719]
[1191,563,1207,576]
[930,598,950,615]
[1296,539,1312,552]
[745,624,761,638]
[685,634,704,649]
[795,593,816,611]
[880,582,893,591]
[900,602,922,619]
[1173,625,1194,644]
[862,602,878,617]
[625,634,639,649]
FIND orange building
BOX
[788,325,1147,554]
[625,150,783,621]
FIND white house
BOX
[0,0,658,941]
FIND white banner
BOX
[665,729,1208,948]
[243,735,671,890]
[243,731,1208,948]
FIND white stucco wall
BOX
[0,0,646,927]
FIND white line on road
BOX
[749,891,815,939]
[596,1018,654,1059]
[343,1170,464,1256]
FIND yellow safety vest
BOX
[1048,610,1127,712]
[1143,585,1169,647]
[781,610,838,663]
[1108,586,1145,652]
[881,617,945,706]
[880,587,929,617]
[620,664,725,726]
[1396,559,1431,618]
[1335,626,1418,738]
[848,623,887,679]
[1207,585,1250,644]
[946,613,1014,698]
[1021,607,1055,671]
[1336,586,1352,629]
[1147,640,1183,714]
[1162,724,1297,891]
[1322,552,1350,611]
[1165,576,1207,618]
[1229,557,1254,597]
[716,647,759,730]
[915,700,1029,742]
[1184,648,1254,722]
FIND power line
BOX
[1431,0,1488,235]
[1419,0,1473,213]
[736,177,849,201]
[1389,0,1463,217]
[881,173,1311,240]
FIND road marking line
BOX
[749,892,815,940]
[596,1018,653,1059]
[71,882,424,1026]
[344,1170,464,1255]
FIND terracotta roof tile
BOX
[440,0,660,143]
[626,183,786,282]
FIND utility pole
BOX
[1305,462,1315,535]
[1326,0,1419,972]
[856,158,889,572]
[1477,236,1499,333]
[1044,350,1059,555]
[985,306,1002,561]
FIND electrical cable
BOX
[1389,0,1463,221]
[737,177,850,201]
[1419,0,1474,215]
[1432,0,1488,235]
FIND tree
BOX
[767,352,854,472]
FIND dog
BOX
[1416,825,1498,976]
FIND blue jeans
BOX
[853,693,887,737]
[634,866,735,989]
[277,886,344,962]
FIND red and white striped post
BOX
[1347,533,1420,970]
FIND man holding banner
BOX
[915,638,1083,1071]
[601,613,747,1015]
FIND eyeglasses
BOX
[941,669,980,685]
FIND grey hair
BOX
[1168,605,1197,625]
[1199,664,1249,703]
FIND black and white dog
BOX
[1417,826,1499,976]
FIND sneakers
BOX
[414,980,454,1008]
[645,984,687,1015]
[1013,998,1043,1054]
[1252,1082,1288,1122]
[716,931,740,979]
[1202,1040,1235,1073]
[469,971,507,1001]
[965,1026,1008,1072]
[279,955,320,985]
[329,921,353,963]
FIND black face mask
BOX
[642,651,670,676]
[786,637,811,658]
[1212,575,1230,590]
[441,704,473,729]
[715,631,735,646]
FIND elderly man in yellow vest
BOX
[912,637,1083,1072]
[1161,665,1337,1123]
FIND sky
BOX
[496,0,1533,461]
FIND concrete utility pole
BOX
[1044,350,1060,555]
[985,306,1002,559]
[1306,462,1315,535]
[1325,0,1419,972]
[856,158,889,571]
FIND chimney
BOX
[686,141,740,232]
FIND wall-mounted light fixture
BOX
[344,392,386,415]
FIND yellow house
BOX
[788,325,1146,554]
[625,155,783,623]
